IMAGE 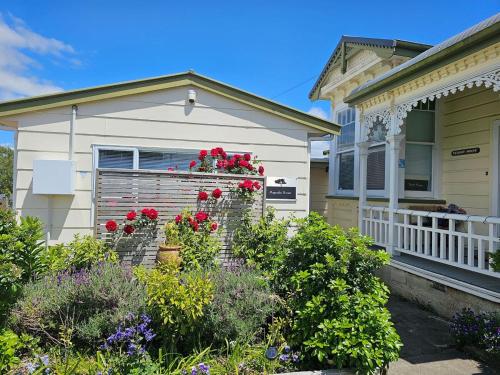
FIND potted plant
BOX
[157,222,182,266]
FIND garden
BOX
[1,147,403,375]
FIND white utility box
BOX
[33,160,75,195]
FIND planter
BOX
[157,244,182,266]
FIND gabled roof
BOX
[345,13,500,104]
[0,71,340,135]
[309,36,432,100]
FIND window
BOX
[96,147,199,172]
[404,100,435,193]
[98,149,134,169]
[366,145,386,191]
[336,107,356,191]
[138,151,198,171]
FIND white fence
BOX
[361,206,500,278]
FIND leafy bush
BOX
[491,250,500,272]
[9,262,147,349]
[134,263,213,350]
[451,308,500,352]
[276,213,401,373]
[0,329,38,373]
[232,207,290,281]
[0,210,45,319]
[44,234,118,274]
[198,267,279,348]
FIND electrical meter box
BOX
[33,160,75,195]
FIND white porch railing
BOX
[361,206,500,278]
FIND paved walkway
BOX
[388,295,497,375]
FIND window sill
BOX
[325,195,446,205]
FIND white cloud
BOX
[307,106,328,120]
[0,13,75,100]
[311,140,330,159]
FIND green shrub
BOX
[277,213,401,373]
[9,262,147,349]
[198,267,279,348]
[134,263,213,351]
[0,210,46,319]
[0,329,38,373]
[44,234,118,274]
[491,250,500,272]
[232,207,290,281]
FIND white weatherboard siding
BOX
[13,86,312,243]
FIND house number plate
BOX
[451,147,480,156]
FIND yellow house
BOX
[311,14,500,316]
[0,72,339,245]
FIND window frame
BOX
[403,101,439,199]
[332,106,358,196]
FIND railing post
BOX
[387,134,404,255]
[357,141,370,233]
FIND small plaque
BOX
[451,147,480,156]
[405,179,429,191]
[266,177,297,200]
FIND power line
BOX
[270,74,318,100]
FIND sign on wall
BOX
[451,147,480,156]
[266,177,297,200]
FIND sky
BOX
[0,1,498,155]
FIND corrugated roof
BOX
[346,13,500,103]
[309,36,431,100]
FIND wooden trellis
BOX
[94,168,265,267]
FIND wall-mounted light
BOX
[188,89,197,104]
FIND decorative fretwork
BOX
[394,68,500,128]
[361,108,392,141]
[367,119,387,142]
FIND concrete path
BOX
[388,295,497,375]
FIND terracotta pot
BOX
[157,244,182,266]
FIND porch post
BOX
[387,133,405,254]
[357,141,370,232]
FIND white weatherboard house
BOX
[311,14,500,316]
[0,72,339,244]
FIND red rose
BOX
[198,150,208,160]
[141,208,151,216]
[253,181,261,190]
[212,188,222,199]
[188,216,195,224]
[123,224,135,235]
[189,160,196,169]
[191,221,199,232]
[167,167,174,171]
[247,164,254,171]
[147,208,158,220]
[227,159,235,169]
[175,214,182,224]
[198,191,209,201]
[210,222,218,232]
[234,154,242,160]
[244,153,251,161]
[239,160,249,168]
[210,148,218,157]
[195,211,209,222]
[243,179,253,189]
[216,147,224,155]
[221,151,228,160]
[105,220,118,232]
[258,165,264,176]
[216,159,228,169]
[126,211,137,221]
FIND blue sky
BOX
[0,1,498,149]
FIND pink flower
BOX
[195,211,209,222]
[198,191,209,201]
[212,188,222,199]
[105,220,118,232]
[126,211,137,221]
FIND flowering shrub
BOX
[450,308,500,352]
[234,179,262,202]
[9,262,147,349]
[173,210,221,270]
[105,207,159,247]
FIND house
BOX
[0,71,339,244]
[310,14,500,316]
